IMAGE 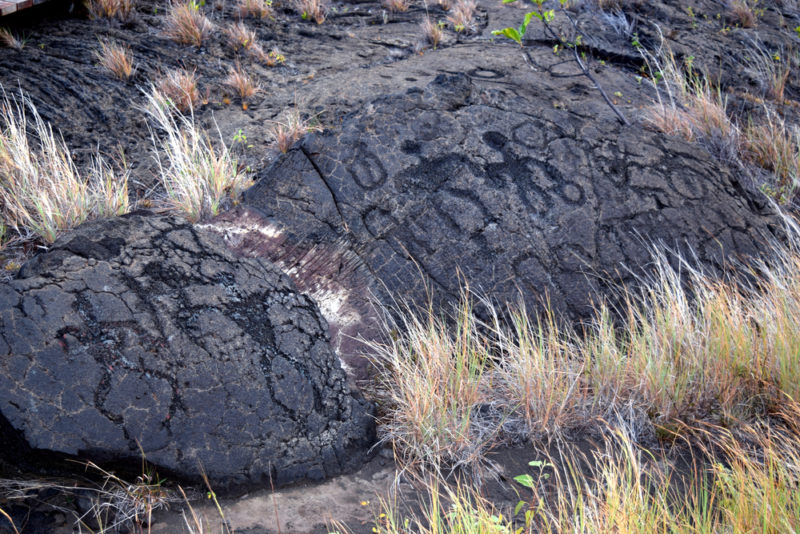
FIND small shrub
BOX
[165,0,213,46]
[225,21,257,51]
[85,0,134,19]
[236,0,272,18]
[94,40,135,80]
[224,63,260,100]
[420,17,443,48]
[154,68,200,113]
[293,0,326,24]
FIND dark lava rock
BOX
[0,213,374,490]
[241,73,782,323]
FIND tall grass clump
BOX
[743,111,799,202]
[0,90,129,245]
[293,0,326,24]
[741,40,792,103]
[446,0,476,32]
[225,21,257,51]
[155,68,200,113]
[371,296,497,475]
[371,220,800,473]
[144,90,250,222]
[367,479,514,534]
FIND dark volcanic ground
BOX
[2,0,800,532]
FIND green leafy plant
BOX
[493,0,629,124]
[492,11,534,46]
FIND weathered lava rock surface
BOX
[242,73,783,321]
[0,213,374,489]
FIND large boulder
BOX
[0,213,374,489]
[232,74,782,357]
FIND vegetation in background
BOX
[293,0,326,24]
[84,0,134,20]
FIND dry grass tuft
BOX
[0,28,22,50]
[293,0,326,24]
[85,0,134,19]
[267,108,322,153]
[236,0,273,18]
[0,90,129,245]
[436,0,452,10]
[743,112,800,203]
[154,68,200,113]
[165,0,213,46]
[644,44,798,203]
[382,0,409,12]
[447,0,476,32]
[145,90,251,222]
[224,63,260,100]
[225,21,257,51]
[370,296,499,475]
[729,0,757,27]
[643,47,739,159]
[94,40,135,80]
[742,40,792,103]
[420,17,443,48]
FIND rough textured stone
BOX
[239,73,782,328]
[0,213,375,490]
